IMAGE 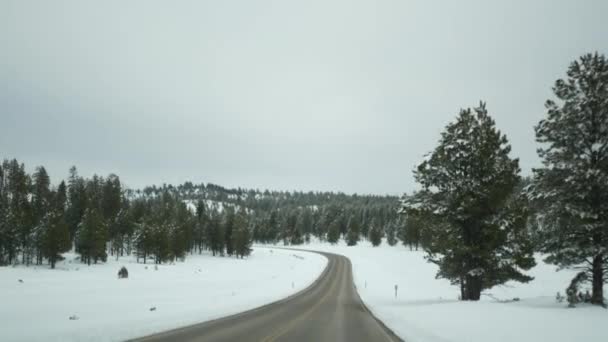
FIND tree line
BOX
[400,52,608,306]
[0,163,400,269]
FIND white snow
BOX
[272,240,608,342]
[0,248,327,342]
[182,199,228,213]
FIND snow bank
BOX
[0,248,327,342]
[278,240,608,342]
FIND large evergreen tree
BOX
[531,52,608,306]
[66,166,87,244]
[76,207,107,265]
[43,181,71,268]
[232,209,252,258]
[403,102,535,301]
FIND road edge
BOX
[130,248,330,341]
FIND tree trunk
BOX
[460,277,465,300]
[591,253,604,305]
[463,274,482,301]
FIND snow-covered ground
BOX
[0,248,327,342]
[273,240,608,342]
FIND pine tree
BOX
[31,166,53,265]
[31,166,51,226]
[43,181,71,268]
[0,160,19,265]
[112,202,135,259]
[232,209,252,258]
[531,53,608,306]
[77,208,106,265]
[223,208,235,256]
[326,218,340,244]
[194,200,207,253]
[133,220,154,264]
[346,216,360,246]
[287,209,303,245]
[0,162,7,265]
[299,208,313,243]
[385,221,398,246]
[403,102,535,301]
[368,218,383,247]
[402,212,423,250]
[102,174,122,256]
[66,166,87,244]
[207,212,224,256]
[7,160,33,265]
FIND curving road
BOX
[132,251,402,342]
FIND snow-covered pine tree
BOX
[403,102,535,301]
[531,52,608,306]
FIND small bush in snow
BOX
[149,306,156,311]
[69,315,79,320]
[566,272,587,307]
[584,290,592,303]
[118,266,128,279]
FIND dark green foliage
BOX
[133,221,154,264]
[566,272,588,307]
[346,217,360,246]
[326,218,340,244]
[207,213,224,256]
[399,212,430,251]
[385,221,398,246]
[403,103,535,301]
[31,166,51,227]
[232,209,252,258]
[118,266,128,279]
[66,166,87,243]
[223,208,236,256]
[531,53,608,306]
[42,181,71,268]
[77,208,107,265]
[368,219,383,247]
[0,158,399,266]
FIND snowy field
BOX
[0,248,327,342]
[274,240,608,342]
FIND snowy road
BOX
[133,252,402,342]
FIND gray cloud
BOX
[2,0,607,194]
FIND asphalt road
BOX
[132,251,402,342]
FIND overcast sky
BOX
[2,0,607,195]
